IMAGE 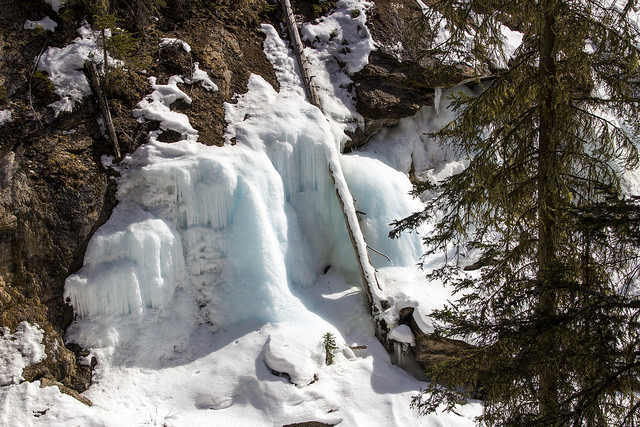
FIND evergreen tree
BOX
[391,1,640,425]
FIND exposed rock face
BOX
[0,0,117,386]
[348,0,475,149]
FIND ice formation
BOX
[2,9,490,427]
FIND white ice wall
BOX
[65,204,186,318]
[342,154,423,268]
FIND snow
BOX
[263,323,326,386]
[1,11,487,427]
[500,25,524,64]
[0,109,11,126]
[132,75,197,142]
[260,24,305,98]
[44,0,64,13]
[299,0,376,147]
[0,322,46,386]
[302,0,375,75]
[38,23,121,117]
[24,16,58,32]
[389,324,415,346]
[185,62,218,92]
[159,37,192,53]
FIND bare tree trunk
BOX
[537,0,559,421]
[86,61,121,161]
[101,28,109,89]
[279,0,322,110]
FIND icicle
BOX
[434,87,443,115]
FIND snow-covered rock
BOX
[263,325,325,386]
[0,322,46,386]
[24,17,58,32]
[0,110,11,127]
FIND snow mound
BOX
[44,0,63,13]
[185,62,218,92]
[0,322,46,386]
[159,37,191,53]
[389,324,415,346]
[38,23,121,117]
[263,324,326,386]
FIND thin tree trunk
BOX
[279,0,322,110]
[537,0,559,421]
[102,28,109,89]
[87,61,121,161]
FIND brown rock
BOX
[347,0,478,149]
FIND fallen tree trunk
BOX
[280,0,322,110]
[279,0,381,315]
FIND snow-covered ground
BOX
[0,3,485,425]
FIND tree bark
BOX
[279,0,322,110]
[537,0,559,421]
[101,28,109,89]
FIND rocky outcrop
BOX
[351,51,439,146]
[348,0,477,149]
